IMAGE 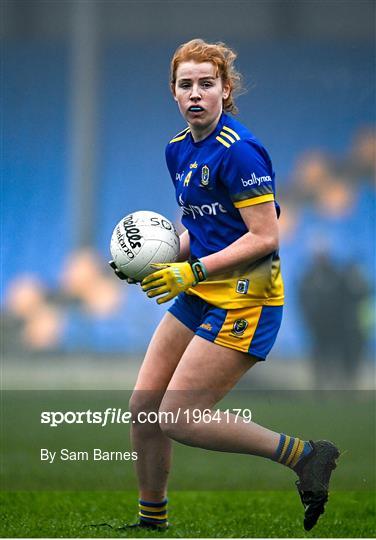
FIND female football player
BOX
[110,38,339,532]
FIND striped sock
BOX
[138,498,168,528]
[273,434,313,470]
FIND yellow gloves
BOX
[141,260,207,304]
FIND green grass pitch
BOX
[1,490,374,537]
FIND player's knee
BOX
[158,402,194,442]
[129,390,161,426]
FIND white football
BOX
[110,211,180,280]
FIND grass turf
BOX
[1,490,374,538]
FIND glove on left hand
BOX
[141,260,207,304]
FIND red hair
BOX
[170,38,243,114]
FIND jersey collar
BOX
[189,112,227,147]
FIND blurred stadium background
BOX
[2,0,375,391]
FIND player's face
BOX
[173,61,230,141]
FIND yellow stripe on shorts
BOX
[214,306,263,353]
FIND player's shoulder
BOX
[165,126,190,165]
[217,114,262,152]
[167,126,191,145]
[219,114,272,164]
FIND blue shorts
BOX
[168,293,283,361]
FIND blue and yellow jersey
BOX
[165,112,284,309]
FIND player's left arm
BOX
[141,202,278,304]
[201,138,279,275]
[201,201,279,276]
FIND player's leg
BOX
[158,335,282,455]
[159,335,339,531]
[129,312,194,506]
[158,303,289,456]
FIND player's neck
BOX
[190,112,222,142]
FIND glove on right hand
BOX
[109,260,138,284]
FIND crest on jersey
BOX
[183,170,192,187]
[232,319,248,336]
[236,279,249,294]
[200,165,210,186]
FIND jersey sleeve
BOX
[220,139,275,209]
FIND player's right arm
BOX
[108,260,138,283]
